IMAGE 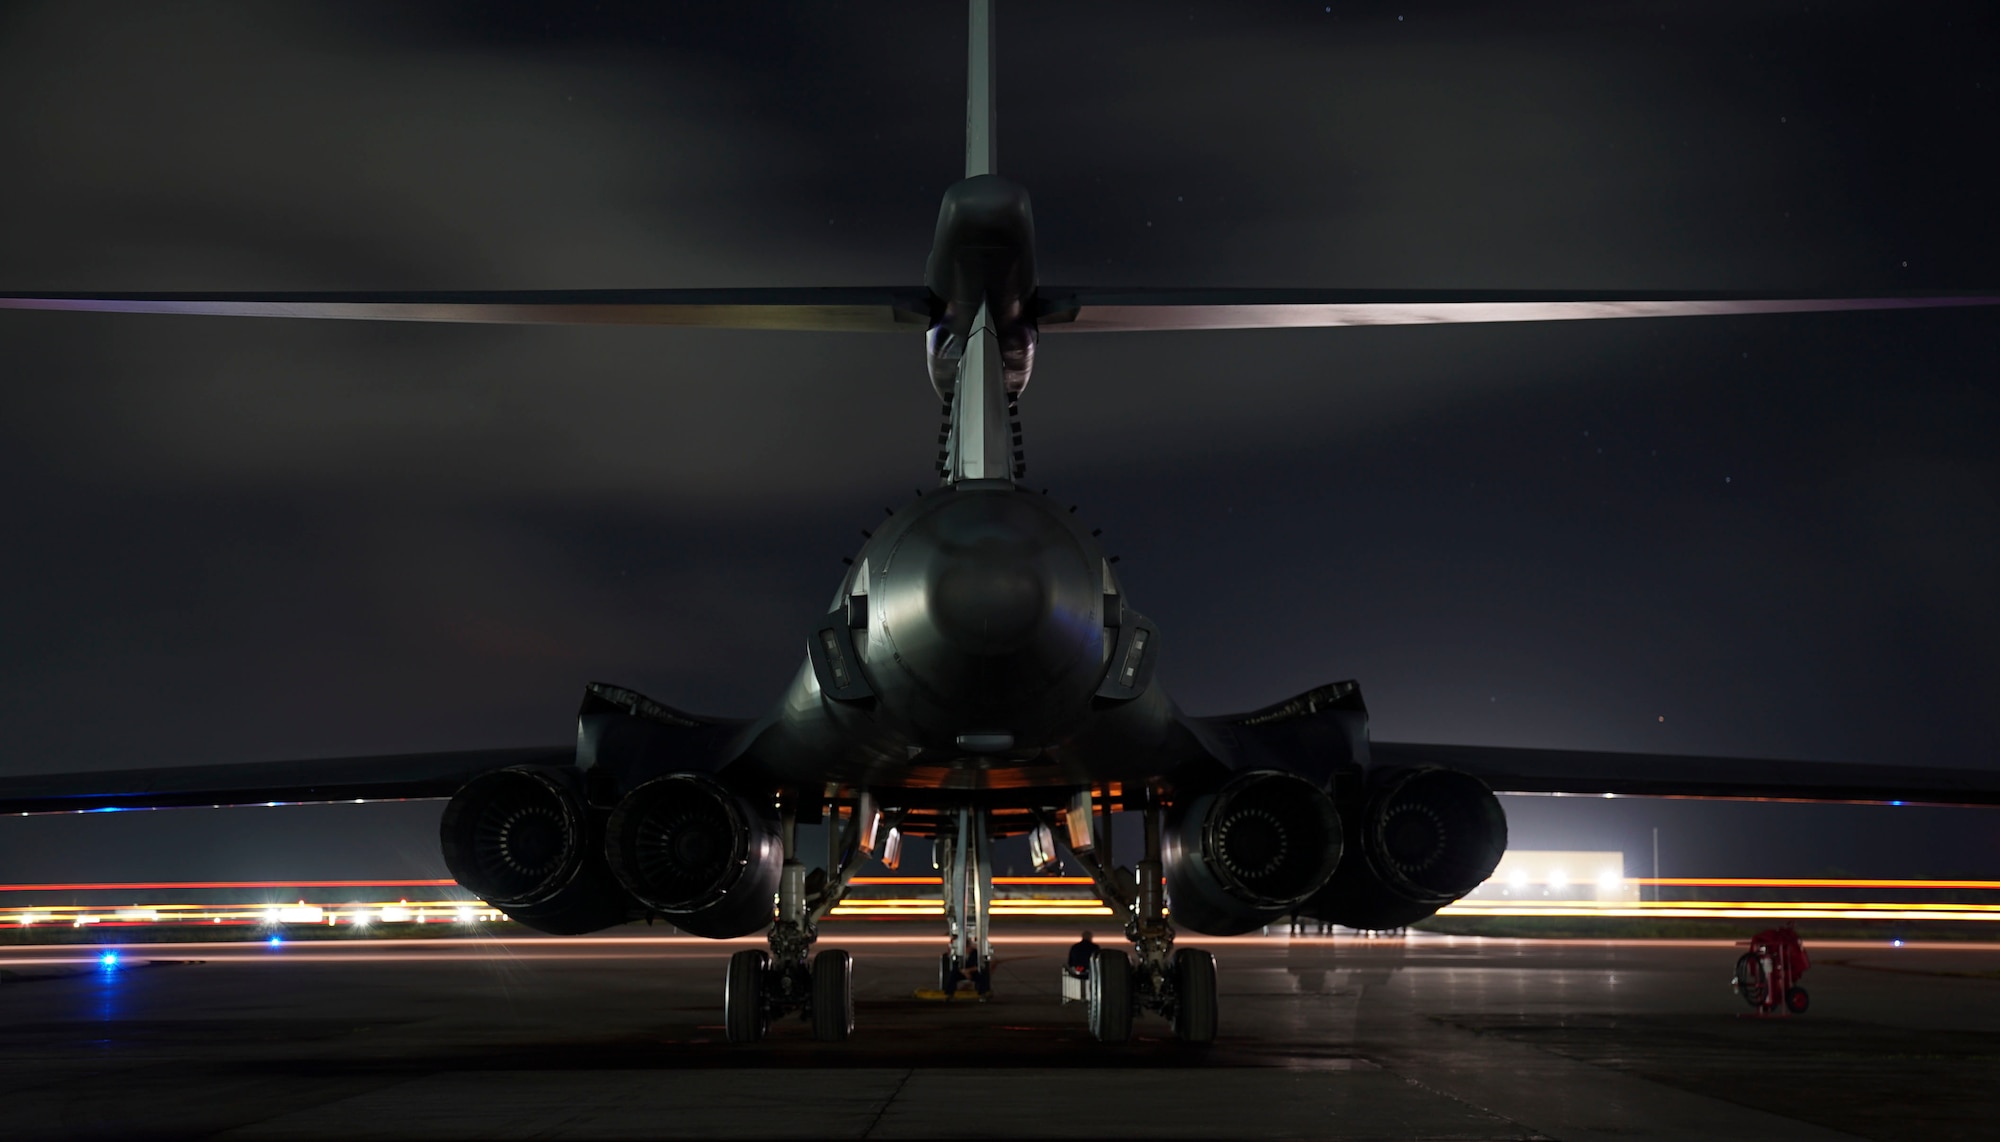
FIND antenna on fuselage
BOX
[941,0,1017,485]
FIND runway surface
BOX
[2,925,1996,1140]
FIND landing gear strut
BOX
[936,806,994,998]
[723,790,876,1043]
[1046,787,1218,1043]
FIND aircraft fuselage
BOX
[738,480,1188,797]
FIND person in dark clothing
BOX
[1065,931,1096,976]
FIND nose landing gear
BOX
[937,806,995,1000]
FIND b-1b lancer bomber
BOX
[5,1,2000,1045]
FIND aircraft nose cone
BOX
[928,546,1050,656]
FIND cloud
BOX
[3,1,1934,514]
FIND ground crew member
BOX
[1066,931,1096,975]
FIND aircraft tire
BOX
[1785,985,1810,1015]
[1171,948,1218,1044]
[1087,949,1132,1043]
[939,950,957,993]
[812,949,855,1041]
[725,949,769,1043]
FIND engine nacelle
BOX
[1163,770,1344,936]
[438,767,635,935]
[1307,767,1508,931]
[603,774,782,939]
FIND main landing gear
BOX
[724,791,879,1043]
[726,942,853,1043]
[1043,787,1219,1044]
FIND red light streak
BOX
[0,876,1105,894]
[0,879,457,893]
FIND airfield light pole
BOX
[1652,827,1661,903]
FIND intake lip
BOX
[1163,770,1344,936]
[1361,767,1509,904]
[438,767,586,909]
[602,775,781,938]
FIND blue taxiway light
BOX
[99,951,119,968]
[267,935,283,946]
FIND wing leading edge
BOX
[0,746,570,816]
[1372,741,2000,808]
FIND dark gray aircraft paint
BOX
[2,1,1999,1042]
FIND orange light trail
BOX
[849,876,1096,886]
[0,879,456,893]
[0,876,1095,894]
[1,934,1995,973]
[7,896,1990,927]
[1634,877,2000,890]
[8,876,2000,931]
[2,900,500,928]
[21,875,1985,894]
[1440,903,2000,922]
[831,898,1114,917]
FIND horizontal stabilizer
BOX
[0,288,932,331]
[11,287,1994,334]
[0,746,570,815]
[1034,287,2000,332]
[1373,741,2000,808]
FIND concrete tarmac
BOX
[2,924,1996,1140]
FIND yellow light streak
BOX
[1634,877,2000,890]
[1444,908,2000,922]
[1,899,506,927]
[8,889,1999,931]
[1441,900,2000,922]
[1448,904,2000,920]
[830,897,1114,917]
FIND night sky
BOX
[2,1,1996,887]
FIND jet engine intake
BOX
[1163,770,1343,936]
[1307,767,1508,931]
[604,775,782,939]
[439,766,635,935]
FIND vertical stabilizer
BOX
[945,302,1013,482]
[936,1,1018,485]
[966,0,996,178]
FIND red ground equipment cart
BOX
[1732,924,1811,1015]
